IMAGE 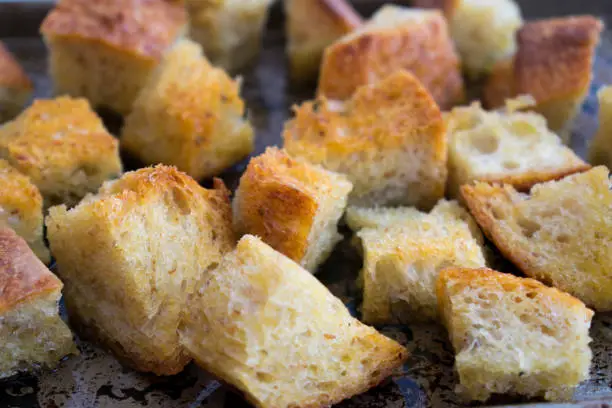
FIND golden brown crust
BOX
[475,164,592,192]
[483,57,515,109]
[318,8,463,109]
[0,160,43,221]
[411,0,460,18]
[41,0,187,60]
[0,42,32,90]
[0,227,61,313]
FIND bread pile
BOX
[0,0,610,406]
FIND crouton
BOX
[284,70,447,209]
[233,147,352,273]
[0,160,49,264]
[410,0,459,18]
[285,0,362,82]
[40,0,187,115]
[0,227,76,379]
[121,39,254,181]
[0,42,32,122]
[0,97,122,208]
[446,101,590,197]
[437,267,593,401]
[318,5,463,109]
[461,167,612,311]
[46,165,235,375]
[484,16,603,139]
[589,86,612,168]
[185,0,273,72]
[179,235,408,408]
[358,216,485,324]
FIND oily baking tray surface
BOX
[0,1,611,407]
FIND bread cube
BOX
[186,0,273,72]
[46,165,235,375]
[446,101,590,197]
[121,39,254,181]
[284,70,447,209]
[0,160,49,264]
[285,0,362,82]
[589,86,612,168]
[40,0,187,115]
[358,216,485,324]
[179,235,408,408]
[0,227,76,379]
[0,42,32,122]
[0,97,122,208]
[461,167,612,311]
[484,16,603,138]
[411,0,459,18]
[437,267,593,401]
[318,5,464,109]
[233,148,352,273]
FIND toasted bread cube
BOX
[0,227,76,379]
[179,235,408,408]
[482,57,514,109]
[40,0,187,115]
[0,42,32,122]
[461,167,612,311]
[358,214,485,324]
[410,0,459,18]
[121,40,254,180]
[285,0,362,82]
[318,5,463,109]
[589,86,612,168]
[446,101,590,197]
[284,70,447,209]
[0,97,122,208]
[437,267,593,401]
[0,160,49,264]
[233,148,352,273]
[46,166,235,375]
[186,0,272,72]
[484,16,603,138]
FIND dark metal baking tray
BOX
[0,1,611,407]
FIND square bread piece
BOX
[589,86,612,168]
[483,16,603,138]
[179,235,408,408]
[446,101,590,197]
[121,39,254,181]
[40,0,187,115]
[0,97,122,208]
[186,0,273,72]
[461,166,612,311]
[0,227,76,379]
[0,42,33,123]
[46,165,235,375]
[284,70,447,209]
[0,160,49,264]
[233,147,353,273]
[437,267,593,402]
[358,216,486,324]
[318,5,464,110]
[285,0,362,82]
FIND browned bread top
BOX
[0,227,61,313]
[411,0,460,18]
[0,160,42,215]
[40,0,187,59]
[0,42,32,90]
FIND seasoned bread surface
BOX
[461,167,612,311]
[437,267,593,401]
[46,165,235,375]
[179,235,408,408]
[284,70,447,209]
[121,39,254,180]
[589,86,612,168]
[233,147,352,273]
[0,42,32,122]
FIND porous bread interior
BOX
[449,0,522,78]
[179,235,407,408]
[461,167,612,311]
[437,268,593,402]
[0,290,75,379]
[589,86,612,168]
[446,101,588,196]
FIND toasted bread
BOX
[0,42,32,122]
[410,0,459,18]
[589,86,612,168]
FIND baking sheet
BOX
[1,1,612,407]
